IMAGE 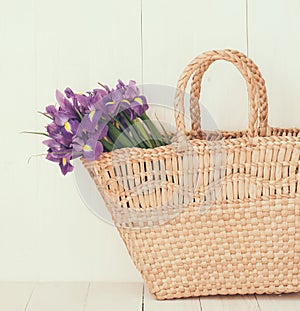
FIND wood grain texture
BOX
[84,282,143,311]
[142,0,249,132]
[256,293,300,311]
[34,0,143,283]
[200,295,260,311]
[248,0,300,128]
[26,282,89,311]
[1,0,300,286]
[0,0,40,281]
[0,283,299,310]
[0,283,35,311]
[144,287,201,310]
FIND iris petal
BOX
[134,97,143,106]
[62,157,67,166]
[89,110,96,121]
[83,144,92,152]
[64,121,72,133]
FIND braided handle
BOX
[174,49,269,137]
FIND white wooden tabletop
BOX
[0,282,299,311]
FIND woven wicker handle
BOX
[174,49,269,137]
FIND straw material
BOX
[82,50,300,300]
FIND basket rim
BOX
[80,126,300,165]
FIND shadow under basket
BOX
[82,49,300,300]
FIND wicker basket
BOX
[83,50,300,299]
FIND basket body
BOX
[83,129,300,299]
[82,50,300,299]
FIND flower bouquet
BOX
[33,80,170,175]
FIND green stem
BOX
[21,131,49,137]
[121,113,148,148]
[107,122,134,148]
[133,118,154,148]
[154,113,171,144]
[100,138,113,152]
[114,115,142,147]
[75,108,83,120]
[140,113,164,146]
[37,111,53,120]
[107,114,135,146]
[27,153,48,164]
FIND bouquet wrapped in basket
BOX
[33,50,300,300]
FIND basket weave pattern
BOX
[83,50,300,299]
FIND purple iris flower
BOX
[130,95,149,116]
[102,95,131,117]
[46,122,60,137]
[43,139,74,160]
[101,80,149,119]
[111,88,124,103]
[76,110,108,150]
[124,80,139,101]
[102,95,119,116]
[115,79,125,89]
[46,117,79,146]
[59,153,74,175]
[54,111,71,126]
[64,87,75,99]
[43,139,63,161]
[114,79,139,100]
[79,96,110,136]
[43,139,74,175]
[94,121,109,140]
[76,93,92,109]
[46,122,71,146]
[45,90,82,145]
[41,80,153,176]
[56,90,79,120]
[45,105,58,118]
[64,87,83,115]
[61,119,79,140]
[75,89,107,113]
[93,88,109,102]
[73,137,103,161]
[80,109,102,131]
[77,115,108,142]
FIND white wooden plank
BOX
[34,0,143,283]
[200,295,260,311]
[84,282,143,311]
[143,0,249,132]
[26,282,89,311]
[0,283,35,311]
[144,287,201,311]
[256,293,300,311]
[248,4,300,309]
[248,0,300,128]
[0,0,40,281]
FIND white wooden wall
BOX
[0,0,299,281]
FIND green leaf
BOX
[100,138,113,152]
[107,123,134,148]
[37,111,53,120]
[74,107,83,120]
[140,113,165,146]
[27,153,47,164]
[113,115,141,147]
[121,113,148,148]
[21,131,49,137]
[133,118,154,148]
[154,112,171,144]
